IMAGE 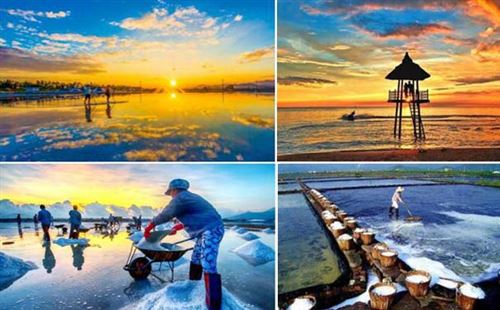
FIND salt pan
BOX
[372,285,396,296]
[459,284,485,299]
[0,252,37,291]
[406,274,430,284]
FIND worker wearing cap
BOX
[389,186,404,219]
[144,179,224,310]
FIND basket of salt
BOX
[456,284,485,310]
[321,211,336,225]
[329,221,346,238]
[371,243,388,260]
[337,211,348,221]
[379,249,398,268]
[405,270,431,298]
[352,228,364,239]
[337,233,355,251]
[343,216,354,226]
[360,230,375,245]
[369,282,397,310]
[286,295,316,310]
[346,219,358,230]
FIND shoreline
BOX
[278,147,500,161]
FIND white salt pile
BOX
[230,225,240,231]
[232,239,274,266]
[330,222,345,230]
[129,231,144,244]
[381,251,397,257]
[437,278,459,289]
[53,238,89,247]
[374,244,387,251]
[239,232,260,241]
[121,280,253,310]
[372,285,396,296]
[406,274,430,284]
[323,213,335,220]
[136,236,184,252]
[337,234,353,241]
[0,252,37,291]
[459,284,486,299]
[235,227,248,234]
[261,228,274,234]
[354,228,365,234]
[287,296,315,310]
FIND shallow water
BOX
[320,181,500,281]
[278,106,500,154]
[0,224,275,309]
[278,194,346,294]
[0,93,274,161]
[304,178,436,190]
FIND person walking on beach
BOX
[83,85,92,106]
[69,205,82,239]
[389,186,405,219]
[38,204,53,242]
[144,179,224,310]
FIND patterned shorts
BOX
[191,224,225,274]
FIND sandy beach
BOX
[278,147,500,161]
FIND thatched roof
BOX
[385,52,430,81]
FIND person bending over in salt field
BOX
[38,204,53,242]
[144,178,224,310]
[389,186,405,219]
[69,205,82,239]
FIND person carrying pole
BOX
[389,186,405,219]
[144,179,224,310]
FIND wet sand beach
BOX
[278,147,500,162]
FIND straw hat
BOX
[396,186,404,192]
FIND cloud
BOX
[0,47,105,74]
[467,0,500,26]
[4,9,70,22]
[471,40,500,61]
[356,22,453,40]
[451,74,500,85]
[278,76,337,87]
[238,46,273,63]
[234,14,243,22]
[0,38,6,46]
[231,114,274,128]
[279,55,351,67]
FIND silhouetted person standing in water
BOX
[83,85,92,106]
[104,85,112,104]
[38,205,53,242]
[16,213,22,226]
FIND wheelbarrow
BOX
[123,229,193,283]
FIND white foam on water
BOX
[53,238,89,247]
[231,239,274,266]
[287,297,314,310]
[121,280,255,310]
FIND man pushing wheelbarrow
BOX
[144,178,224,310]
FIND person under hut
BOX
[38,204,53,242]
[69,205,82,239]
[389,186,405,219]
[144,179,224,310]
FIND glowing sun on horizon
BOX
[170,79,177,87]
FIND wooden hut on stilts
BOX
[386,52,430,140]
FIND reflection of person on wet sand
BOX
[106,102,112,119]
[85,102,92,122]
[42,243,56,273]
[71,244,85,271]
[104,85,112,104]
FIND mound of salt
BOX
[129,231,144,244]
[437,278,459,289]
[232,239,274,266]
[261,228,274,234]
[239,232,260,241]
[337,234,353,241]
[0,252,37,291]
[230,225,240,231]
[235,227,248,234]
[459,284,486,299]
[287,297,315,310]
[53,238,89,247]
[381,251,397,257]
[372,285,396,296]
[330,222,344,230]
[406,274,430,284]
[354,228,365,233]
[121,280,253,310]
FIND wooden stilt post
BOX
[411,80,417,139]
[394,80,400,137]
[398,98,403,139]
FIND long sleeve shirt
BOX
[69,210,82,226]
[38,209,53,226]
[152,190,223,237]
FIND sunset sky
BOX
[278,0,500,107]
[0,0,274,88]
[0,164,275,217]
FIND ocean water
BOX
[0,93,274,161]
[278,194,347,295]
[278,106,500,154]
[0,224,275,309]
[319,181,500,282]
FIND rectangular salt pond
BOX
[278,193,347,294]
[0,93,274,161]
[305,178,436,190]
[0,224,274,309]
[323,182,500,281]
[278,182,301,192]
